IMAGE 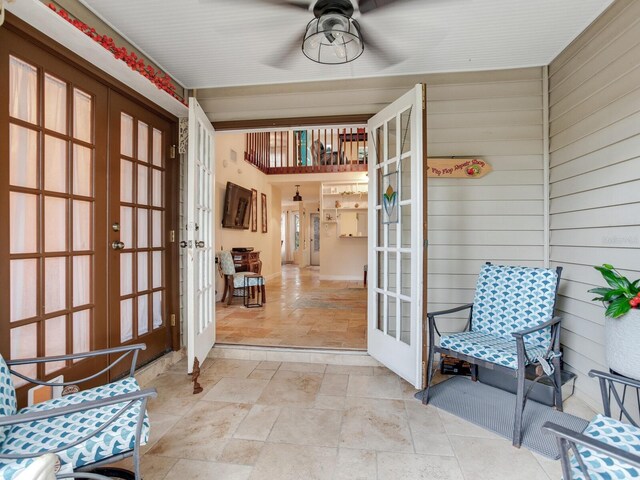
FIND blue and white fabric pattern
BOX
[219,251,237,276]
[0,355,17,445]
[471,264,558,348]
[439,331,549,370]
[0,377,149,480]
[233,272,265,288]
[570,414,640,480]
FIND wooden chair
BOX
[219,251,265,305]
[423,263,563,448]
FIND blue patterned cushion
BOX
[233,272,265,289]
[0,355,17,445]
[219,251,236,276]
[472,264,559,348]
[569,414,640,480]
[0,377,149,479]
[440,331,549,370]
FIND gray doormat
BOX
[415,376,589,459]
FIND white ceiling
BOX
[78,0,613,89]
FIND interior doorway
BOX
[310,213,320,266]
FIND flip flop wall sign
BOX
[427,158,492,178]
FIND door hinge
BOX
[170,313,176,327]
[169,230,175,243]
[170,145,176,159]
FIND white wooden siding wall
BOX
[549,0,640,410]
[426,69,546,334]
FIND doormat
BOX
[415,376,589,459]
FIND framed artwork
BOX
[250,188,258,232]
[261,193,268,233]
[382,170,399,224]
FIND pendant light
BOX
[293,185,303,202]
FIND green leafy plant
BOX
[589,264,640,318]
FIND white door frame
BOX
[185,97,216,373]
[367,85,426,389]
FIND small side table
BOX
[243,274,265,308]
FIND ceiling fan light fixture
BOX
[293,185,303,202]
[302,13,363,64]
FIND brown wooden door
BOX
[0,29,109,403]
[107,92,172,376]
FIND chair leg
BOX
[221,278,228,302]
[261,284,266,303]
[553,354,563,412]
[226,283,233,305]
[471,364,479,382]
[423,319,436,405]
[513,367,526,448]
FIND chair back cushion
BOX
[219,251,236,276]
[471,264,559,348]
[0,354,17,444]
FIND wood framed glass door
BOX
[0,29,109,402]
[108,92,173,373]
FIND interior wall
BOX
[548,0,640,410]
[214,134,282,293]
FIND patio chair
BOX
[544,370,640,479]
[219,250,265,306]
[0,344,156,479]
[423,263,563,448]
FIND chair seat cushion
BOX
[0,377,149,480]
[570,414,640,480]
[233,272,264,288]
[439,331,548,370]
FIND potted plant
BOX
[589,264,640,379]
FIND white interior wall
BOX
[214,134,283,294]
[548,0,640,410]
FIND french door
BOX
[0,29,109,401]
[367,85,427,389]
[108,93,173,374]
[1,27,176,402]
[310,213,320,266]
[185,98,216,374]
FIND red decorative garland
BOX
[47,3,186,105]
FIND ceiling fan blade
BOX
[253,0,311,11]
[357,0,407,14]
[264,32,305,69]
[359,22,404,67]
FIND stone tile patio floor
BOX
[116,357,597,480]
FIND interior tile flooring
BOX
[216,265,367,350]
[116,356,596,480]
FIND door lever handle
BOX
[195,240,205,248]
[111,241,125,250]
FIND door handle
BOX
[180,241,189,248]
[111,241,125,250]
[195,240,205,248]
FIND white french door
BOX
[367,85,426,389]
[185,98,215,373]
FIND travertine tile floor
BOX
[216,265,367,350]
[115,357,597,480]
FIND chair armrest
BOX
[511,316,562,339]
[0,388,157,428]
[6,344,146,387]
[543,421,640,470]
[589,370,640,390]
[5,344,146,366]
[427,303,473,318]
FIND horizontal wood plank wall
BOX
[549,0,640,409]
[425,68,546,333]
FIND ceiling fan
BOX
[259,0,413,67]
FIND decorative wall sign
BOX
[261,193,268,233]
[382,171,399,224]
[251,189,258,232]
[426,158,492,178]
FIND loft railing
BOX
[245,127,368,174]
